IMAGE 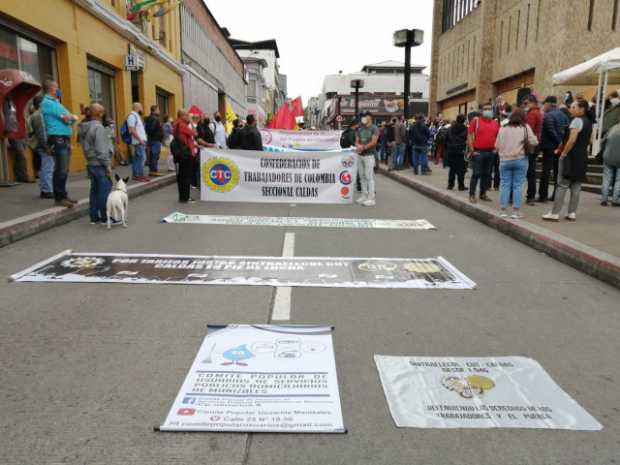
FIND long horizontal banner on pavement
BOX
[160,325,345,433]
[259,129,342,151]
[200,149,357,204]
[161,213,436,230]
[11,251,475,289]
[374,356,602,430]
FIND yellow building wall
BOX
[1,0,183,177]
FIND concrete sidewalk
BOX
[0,160,176,248]
[379,163,620,289]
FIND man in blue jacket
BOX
[539,96,569,202]
[41,80,78,208]
[409,115,431,175]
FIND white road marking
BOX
[271,232,295,321]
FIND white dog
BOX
[106,174,129,229]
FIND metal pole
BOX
[404,41,412,120]
[354,85,360,118]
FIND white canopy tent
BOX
[552,48,620,154]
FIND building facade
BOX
[313,61,430,128]
[180,0,246,119]
[430,0,620,120]
[1,0,184,179]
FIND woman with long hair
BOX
[495,107,538,218]
[543,99,593,222]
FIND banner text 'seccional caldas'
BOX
[160,325,345,433]
[11,251,476,289]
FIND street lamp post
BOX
[350,79,364,119]
[393,29,424,120]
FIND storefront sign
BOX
[259,129,342,151]
[161,213,436,230]
[374,356,602,430]
[11,251,476,289]
[200,149,357,204]
[160,325,345,433]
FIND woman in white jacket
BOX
[495,107,538,219]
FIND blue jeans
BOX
[499,158,529,209]
[602,163,620,203]
[148,141,161,173]
[393,143,406,169]
[49,136,71,201]
[87,165,112,222]
[132,144,145,177]
[37,148,54,194]
[412,146,428,172]
[469,150,495,196]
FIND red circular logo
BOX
[341,187,350,196]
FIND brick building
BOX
[430,0,620,120]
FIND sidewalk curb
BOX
[379,167,620,290]
[0,173,176,248]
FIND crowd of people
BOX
[346,90,620,220]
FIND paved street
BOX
[2,174,619,465]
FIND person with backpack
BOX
[445,115,468,191]
[144,105,164,177]
[340,119,359,149]
[28,95,54,199]
[170,109,196,203]
[125,102,149,182]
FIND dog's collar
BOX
[112,188,126,193]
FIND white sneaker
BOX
[362,198,376,207]
[511,213,524,219]
[356,195,367,205]
[565,212,577,221]
[542,212,560,221]
[500,212,509,218]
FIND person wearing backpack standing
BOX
[126,102,149,182]
[29,95,54,199]
[467,103,499,203]
[144,105,163,177]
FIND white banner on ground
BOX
[200,149,357,204]
[11,251,476,289]
[161,213,436,230]
[259,129,342,151]
[160,325,345,433]
[374,356,602,430]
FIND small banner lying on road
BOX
[160,324,345,433]
[161,213,436,230]
[11,251,475,289]
[374,356,602,430]
[259,129,342,151]
[200,149,358,204]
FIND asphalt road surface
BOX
[2,175,619,465]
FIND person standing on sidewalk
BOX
[144,105,163,177]
[445,114,468,191]
[495,108,538,219]
[127,102,149,183]
[355,111,379,206]
[78,103,114,224]
[392,116,407,170]
[41,80,79,208]
[28,96,54,199]
[409,115,431,175]
[543,99,593,222]
[601,115,620,206]
[467,103,499,203]
[171,110,196,204]
[539,96,569,203]
[241,115,263,151]
[210,111,228,149]
[523,95,543,205]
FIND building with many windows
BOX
[430,0,620,120]
[1,0,184,179]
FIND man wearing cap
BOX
[355,111,379,206]
[539,96,570,202]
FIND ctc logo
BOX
[209,163,233,186]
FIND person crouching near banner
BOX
[171,110,196,203]
[355,111,380,206]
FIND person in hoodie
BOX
[445,114,468,190]
[78,103,114,224]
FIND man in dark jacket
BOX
[241,115,263,151]
[409,115,431,175]
[340,119,359,149]
[228,119,244,149]
[539,96,570,202]
[144,105,164,177]
[445,115,468,190]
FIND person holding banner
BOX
[355,111,379,206]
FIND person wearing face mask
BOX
[355,111,380,206]
[466,103,499,203]
[539,96,570,203]
[209,111,228,149]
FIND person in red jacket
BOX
[523,95,543,205]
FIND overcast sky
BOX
[206,0,434,104]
